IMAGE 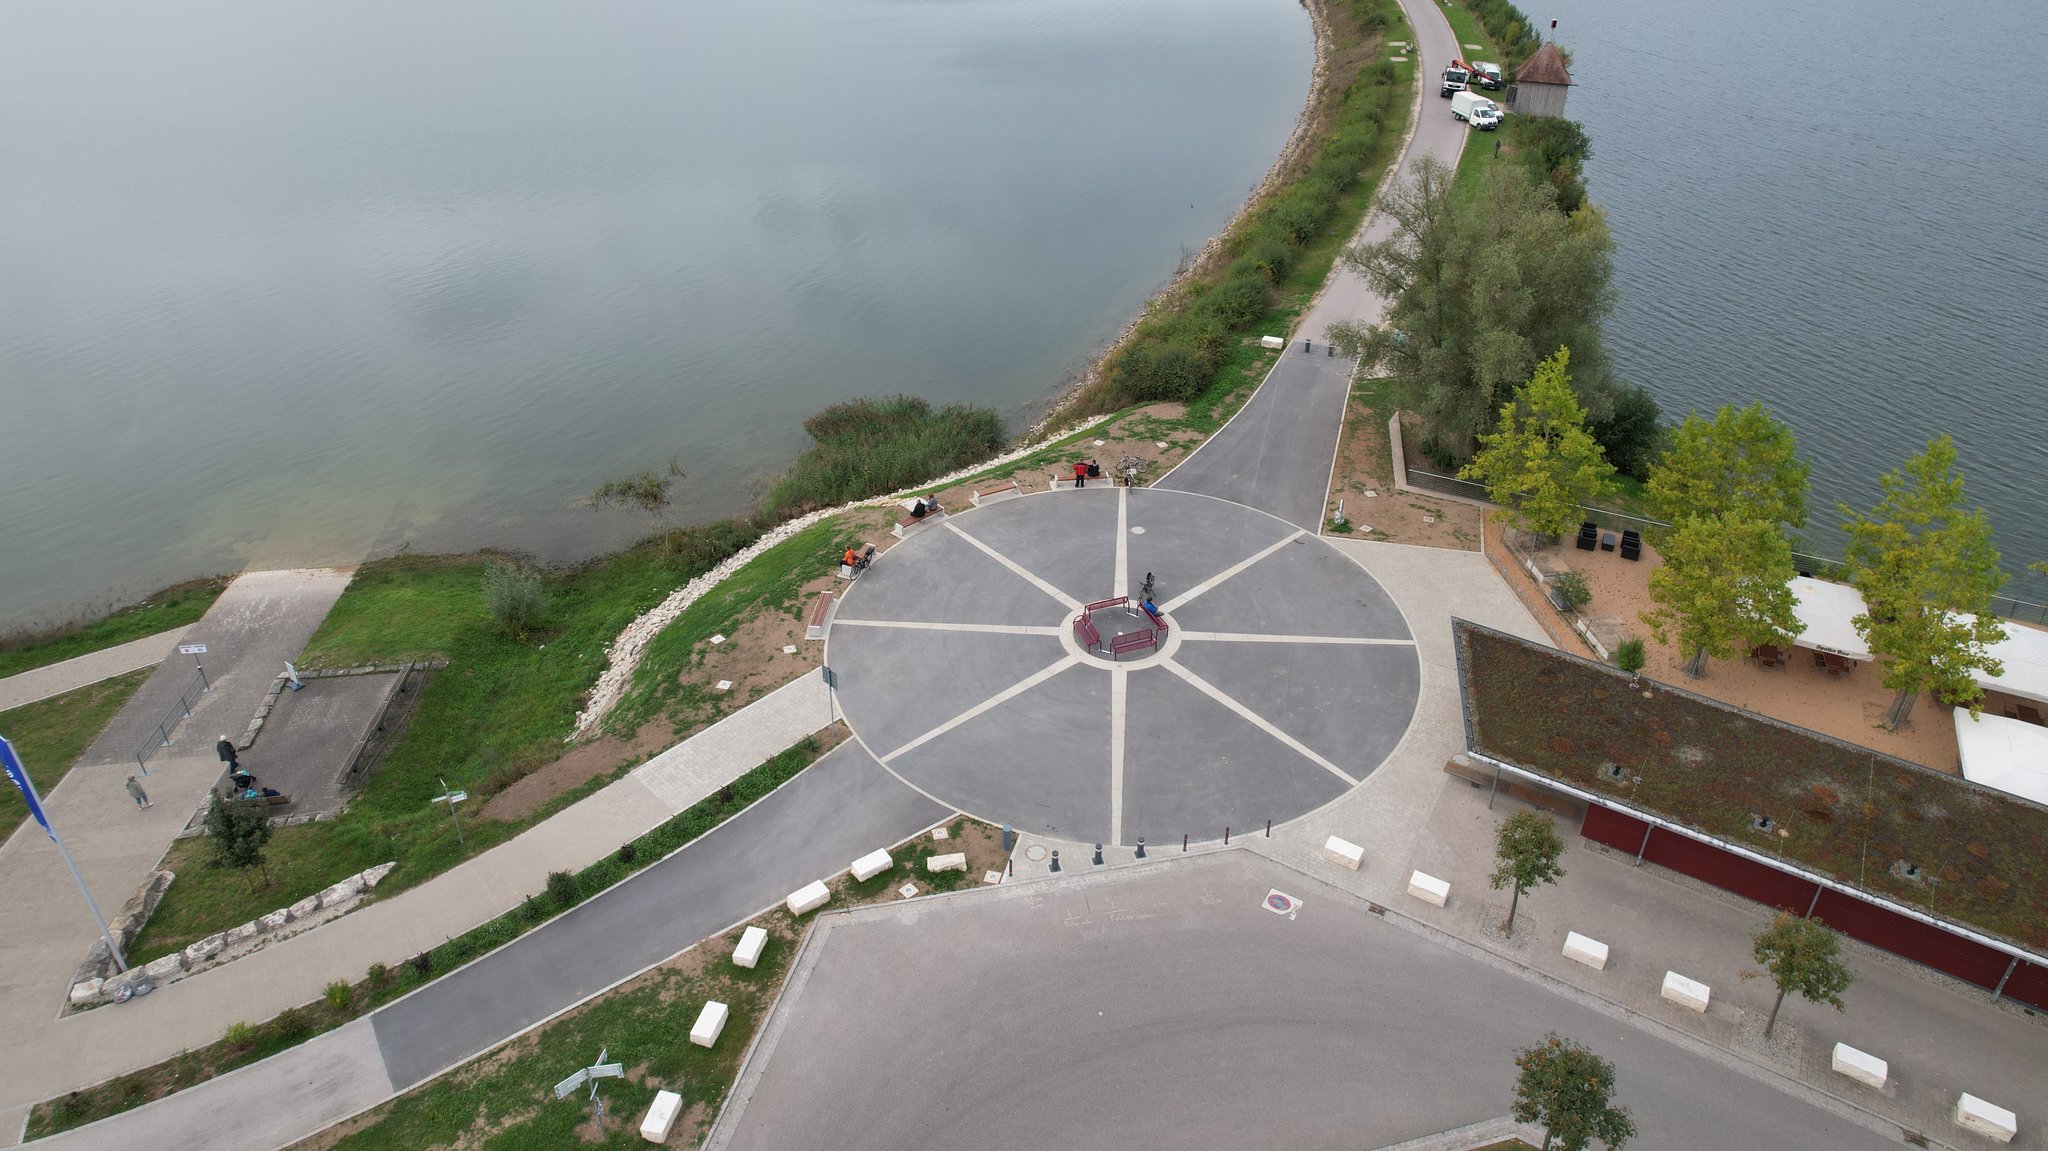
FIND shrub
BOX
[1550,569,1592,611]
[545,869,579,906]
[323,980,353,1011]
[521,894,547,922]
[1590,381,1663,481]
[411,951,432,976]
[223,1022,253,1048]
[1614,637,1646,677]
[482,559,547,640]
[272,1006,313,1041]
[1202,276,1272,329]
[366,962,390,989]
[763,396,1005,519]
[616,841,638,864]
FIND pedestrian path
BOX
[0,626,193,714]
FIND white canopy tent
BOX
[1974,617,2048,706]
[1788,577,1873,660]
[1952,708,2048,806]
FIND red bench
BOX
[1073,614,1101,649]
[1109,630,1157,658]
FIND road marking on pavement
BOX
[1114,486,1130,600]
[1174,630,1415,646]
[1160,659,1359,786]
[830,619,1064,637]
[1159,530,1304,613]
[1109,666,1128,845]
[880,654,1080,763]
[945,523,1084,612]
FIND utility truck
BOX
[1440,64,1469,97]
[1450,90,1501,129]
[1471,61,1504,89]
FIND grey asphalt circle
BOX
[827,488,1421,845]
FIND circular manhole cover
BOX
[1025,844,1049,862]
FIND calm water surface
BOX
[0,0,1311,626]
[1539,0,2048,600]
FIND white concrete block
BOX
[1955,1093,2017,1142]
[359,861,397,888]
[1406,871,1449,907]
[690,1000,729,1049]
[260,908,292,931]
[184,934,227,965]
[318,877,363,907]
[851,848,893,882]
[1659,971,1710,1013]
[733,925,768,970]
[640,1089,683,1143]
[1562,932,1609,971]
[785,880,829,916]
[1260,335,1287,349]
[1654,970,1703,1007]
[288,895,320,919]
[1830,1043,1887,1089]
[926,852,967,873]
[142,953,187,981]
[69,979,104,1007]
[1321,836,1365,871]
[225,921,261,945]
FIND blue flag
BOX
[1,735,55,842]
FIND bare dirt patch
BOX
[478,720,677,823]
[1325,391,1482,550]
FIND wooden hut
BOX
[1507,42,1573,119]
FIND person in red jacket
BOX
[1073,460,1088,488]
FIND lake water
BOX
[0,0,1311,627]
[1532,0,2048,601]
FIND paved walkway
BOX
[0,627,194,714]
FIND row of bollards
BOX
[1042,825,1271,873]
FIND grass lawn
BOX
[132,540,731,963]
[0,577,230,679]
[0,668,153,840]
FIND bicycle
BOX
[1115,453,1148,487]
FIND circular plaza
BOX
[825,486,1421,845]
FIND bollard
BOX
[1326,344,1333,357]
[1135,837,1146,860]
[1182,834,1188,853]
[1050,850,1061,874]
[1265,819,1271,838]
[1093,844,1104,866]
[1225,826,1231,845]
[1302,339,1311,353]
[1001,823,1014,852]
[1007,855,1013,876]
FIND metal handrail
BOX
[134,668,210,774]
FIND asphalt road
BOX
[715,853,1900,1151]
[369,740,945,1089]
[1156,350,1355,531]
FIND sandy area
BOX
[1326,396,1482,550]
[1502,527,1960,773]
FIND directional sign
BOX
[435,790,468,805]
[589,1063,624,1080]
[1,736,54,842]
[821,665,837,689]
[178,644,208,655]
[553,1069,589,1099]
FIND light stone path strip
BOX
[0,626,192,713]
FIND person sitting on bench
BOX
[910,499,930,518]
[843,546,860,567]
[242,786,283,801]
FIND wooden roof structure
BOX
[1515,41,1574,86]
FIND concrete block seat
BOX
[1659,971,1709,1013]
[734,925,768,969]
[1830,1043,1886,1090]
[641,1090,683,1142]
[786,880,830,916]
[1955,1093,2017,1142]
[691,1001,730,1049]
[1406,871,1449,907]
[1561,932,1608,971]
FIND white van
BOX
[1450,91,1502,130]
[1472,62,1505,90]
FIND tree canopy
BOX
[1841,435,2006,726]
[1745,913,1854,1038]
[1460,349,1617,539]
[204,791,273,887]
[1641,513,1803,676]
[1644,403,1809,533]
[1512,1032,1636,1151]
[1490,809,1567,936]
[1335,157,1631,461]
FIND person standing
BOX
[217,735,238,770]
[124,776,151,810]
[1073,460,1088,488]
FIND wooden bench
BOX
[805,592,834,640]
[970,480,1021,507]
[892,501,945,538]
[1441,755,1581,819]
[231,790,291,808]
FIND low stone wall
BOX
[71,862,395,1008]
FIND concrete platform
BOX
[827,488,1421,846]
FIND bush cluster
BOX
[1467,0,1540,71]
[763,396,1005,519]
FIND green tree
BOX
[1644,403,1809,533]
[1490,809,1567,937]
[482,559,546,641]
[1613,637,1646,680]
[1336,158,1619,457]
[591,455,685,555]
[1641,514,1803,677]
[1743,913,1854,1038]
[1841,435,2006,728]
[204,791,273,888]
[1512,1033,1636,1151]
[1460,349,1617,539]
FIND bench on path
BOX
[970,480,1021,507]
[1441,754,1582,819]
[806,592,834,641]
[1109,630,1156,659]
[893,499,945,538]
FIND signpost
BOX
[554,1047,624,1123]
[177,643,211,692]
[430,779,469,847]
[1,735,127,972]
[822,664,837,724]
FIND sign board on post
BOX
[178,644,208,655]
[1,736,53,841]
